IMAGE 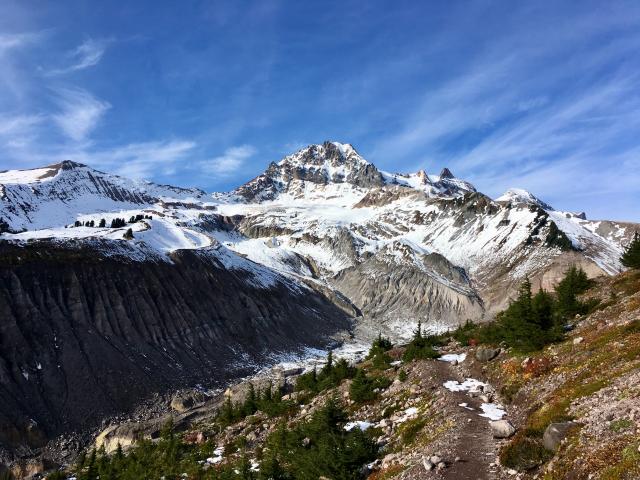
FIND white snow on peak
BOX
[496,188,553,210]
[278,141,367,167]
[0,165,60,184]
[381,169,476,198]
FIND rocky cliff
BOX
[0,241,350,455]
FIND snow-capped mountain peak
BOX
[232,141,386,202]
[232,141,477,203]
[496,188,554,211]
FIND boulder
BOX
[489,420,516,438]
[543,422,576,451]
[170,391,205,413]
[476,347,501,362]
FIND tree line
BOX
[72,214,152,228]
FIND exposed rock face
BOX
[353,186,425,208]
[332,244,484,336]
[0,242,350,451]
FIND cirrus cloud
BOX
[47,38,109,75]
[202,145,257,176]
[52,87,111,142]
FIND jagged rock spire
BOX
[439,168,454,179]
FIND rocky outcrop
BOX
[353,186,425,208]
[0,241,351,453]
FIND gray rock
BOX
[475,347,501,362]
[543,422,577,451]
[170,391,205,413]
[490,420,516,438]
[480,393,493,403]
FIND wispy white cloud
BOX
[47,38,108,75]
[0,32,41,55]
[78,140,197,179]
[52,87,111,142]
[202,145,257,176]
[0,113,44,137]
[0,31,45,100]
[0,113,44,151]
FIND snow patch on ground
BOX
[443,378,486,392]
[479,403,506,421]
[438,353,467,363]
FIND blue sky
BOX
[0,1,639,221]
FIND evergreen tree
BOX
[555,266,591,319]
[99,218,106,228]
[320,350,333,377]
[413,319,422,340]
[403,320,440,361]
[621,231,640,269]
[349,369,377,403]
[261,381,273,403]
[531,289,555,331]
[123,228,134,240]
[243,383,257,416]
[220,395,235,424]
[84,448,98,480]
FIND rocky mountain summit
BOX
[231,142,475,202]
[0,141,637,467]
